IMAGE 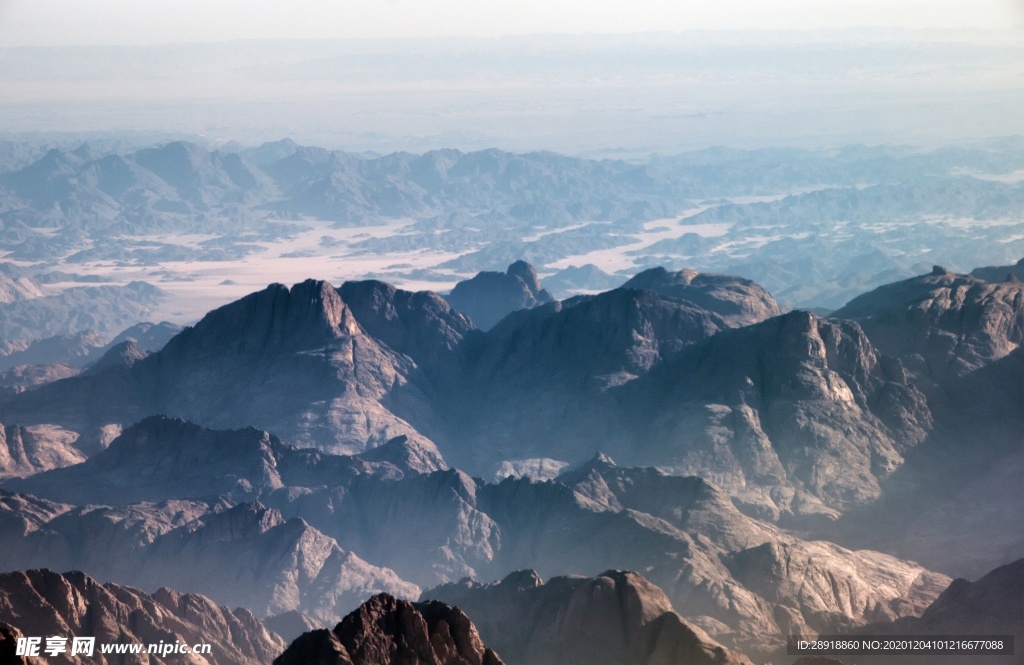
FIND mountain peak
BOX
[621,266,781,327]
[83,339,148,375]
[445,260,555,330]
[507,259,544,293]
[276,593,505,665]
[172,279,361,356]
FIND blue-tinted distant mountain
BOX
[0,330,108,371]
[7,416,445,505]
[0,281,166,342]
[970,257,1024,282]
[668,179,1024,230]
[444,261,555,330]
[0,494,419,623]
[542,264,624,297]
[105,320,182,351]
[0,321,180,392]
[2,141,1022,308]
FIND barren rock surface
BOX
[0,569,286,665]
[275,593,505,665]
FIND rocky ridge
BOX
[0,568,286,665]
[425,569,753,665]
[0,494,420,623]
[274,593,505,665]
[444,261,555,331]
[0,421,951,658]
[0,424,84,479]
[832,265,1024,384]
[621,266,783,327]
[846,559,1023,664]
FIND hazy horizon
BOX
[2,30,1023,156]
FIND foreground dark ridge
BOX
[275,593,505,665]
[0,569,285,665]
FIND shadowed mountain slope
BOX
[444,261,555,331]
[425,569,754,665]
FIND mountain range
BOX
[0,416,953,661]
[2,139,1022,309]
[0,259,1019,662]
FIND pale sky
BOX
[0,0,1021,46]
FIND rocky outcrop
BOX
[81,339,149,375]
[425,570,752,665]
[444,261,554,330]
[833,345,1024,579]
[0,424,84,479]
[622,311,932,516]
[621,266,783,327]
[832,265,1024,384]
[0,621,44,665]
[338,280,473,376]
[274,593,504,665]
[0,274,44,305]
[0,569,286,665]
[443,286,730,470]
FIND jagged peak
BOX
[201,501,285,536]
[168,279,362,355]
[498,569,544,590]
[355,434,448,474]
[585,451,617,468]
[556,452,619,487]
[84,339,147,374]
[506,260,544,292]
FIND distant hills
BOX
[2,139,1022,308]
